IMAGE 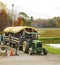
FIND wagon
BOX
[3,26,37,49]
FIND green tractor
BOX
[22,32,47,55]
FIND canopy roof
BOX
[4,27,13,32]
[4,26,37,33]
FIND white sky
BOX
[1,0,60,19]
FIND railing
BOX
[3,36,10,41]
[11,37,19,43]
[3,36,20,44]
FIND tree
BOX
[17,12,32,26]
[0,2,12,32]
[17,17,23,26]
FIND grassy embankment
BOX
[37,28,60,54]
[38,28,60,44]
[44,45,60,54]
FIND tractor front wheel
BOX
[42,48,47,55]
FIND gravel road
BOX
[0,51,60,65]
[0,45,60,65]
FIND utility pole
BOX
[12,4,14,26]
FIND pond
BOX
[48,44,60,48]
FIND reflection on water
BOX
[48,44,60,48]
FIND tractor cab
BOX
[25,32,38,40]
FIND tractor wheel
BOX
[23,41,29,53]
[3,41,7,45]
[42,48,47,55]
[28,48,33,55]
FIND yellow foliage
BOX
[20,20,24,26]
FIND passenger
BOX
[0,34,3,44]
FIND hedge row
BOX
[39,37,60,44]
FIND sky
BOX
[1,0,60,19]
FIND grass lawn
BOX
[37,28,60,37]
[37,28,60,44]
[44,45,60,54]
[38,28,60,54]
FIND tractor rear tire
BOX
[42,48,47,55]
[28,48,33,55]
[23,41,29,53]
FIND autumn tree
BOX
[17,12,33,26]
[0,2,12,31]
